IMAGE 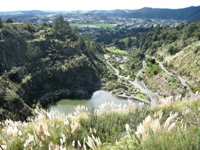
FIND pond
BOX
[49,90,139,114]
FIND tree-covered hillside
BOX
[126,6,200,22]
[0,16,110,121]
[123,20,200,84]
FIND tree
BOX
[0,17,3,28]
[127,37,132,48]
[26,43,42,60]
[168,45,174,55]
[52,16,71,40]
[6,18,13,23]
[114,39,125,50]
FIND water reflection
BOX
[49,90,139,114]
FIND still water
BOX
[49,90,139,114]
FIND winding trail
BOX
[151,56,196,99]
[106,58,152,104]
[128,59,156,103]
[106,54,198,105]
[106,60,120,76]
[129,60,147,94]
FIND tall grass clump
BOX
[0,99,200,150]
[118,100,200,150]
[0,100,145,150]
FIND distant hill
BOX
[79,6,200,21]
[1,6,200,22]
[125,6,200,22]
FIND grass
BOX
[70,23,116,29]
[107,47,127,55]
[1,99,200,149]
[136,93,147,100]
[104,54,110,59]
[103,99,200,149]
[142,59,186,97]
[168,41,200,86]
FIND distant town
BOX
[0,9,188,44]
[0,10,185,25]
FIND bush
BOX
[6,18,14,23]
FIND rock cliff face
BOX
[0,18,107,121]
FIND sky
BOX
[0,0,200,11]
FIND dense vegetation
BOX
[125,6,200,22]
[1,98,200,149]
[112,20,200,89]
[0,16,112,121]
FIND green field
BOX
[106,47,127,55]
[104,54,111,59]
[70,23,116,28]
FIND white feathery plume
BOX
[93,128,97,134]
[91,134,102,146]
[0,145,7,150]
[60,133,66,145]
[164,112,178,129]
[64,117,69,126]
[168,123,176,131]
[60,146,66,150]
[70,122,79,133]
[72,140,75,147]
[125,123,131,134]
[182,108,191,117]
[24,133,34,148]
[150,118,161,133]
[86,135,97,150]
[135,123,145,137]
[78,140,82,147]
[5,125,22,137]
[154,109,163,120]
[90,127,93,133]
[34,123,50,137]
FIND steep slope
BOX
[0,17,108,121]
[166,41,200,92]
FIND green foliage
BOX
[127,37,132,48]
[190,86,200,93]
[168,44,180,55]
[145,58,162,77]
[0,17,3,28]
[0,17,109,121]
[107,47,127,55]
[6,18,13,23]
[80,105,150,144]
[146,58,156,65]
[125,48,144,75]
[26,43,42,60]
[1,98,200,149]
[168,41,200,87]
[52,16,71,40]
[114,39,126,50]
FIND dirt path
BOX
[147,55,196,99]
[106,58,151,103]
